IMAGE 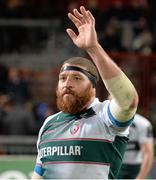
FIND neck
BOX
[83,96,95,110]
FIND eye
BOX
[59,76,66,81]
[74,76,81,80]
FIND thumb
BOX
[66,28,77,42]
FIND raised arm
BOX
[66,6,139,123]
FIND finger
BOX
[87,10,95,25]
[73,9,85,25]
[73,8,83,20]
[68,13,82,28]
[80,6,87,16]
[66,28,77,42]
[80,6,90,24]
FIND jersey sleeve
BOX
[34,126,44,176]
[33,115,52,176]
[100,100,131,135]
[34,155,44,176]
[138,122,153,144]
[33,113,59,176]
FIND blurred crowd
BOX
[0,64,57,135]
[0,0,155,53]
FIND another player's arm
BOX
[67,6,139,122]
[136,139,154,179]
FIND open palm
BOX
[66,6,98,50]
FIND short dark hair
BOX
[62,57,99,81]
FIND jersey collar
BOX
[88,98,99,109]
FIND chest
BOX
[39,113,113,144]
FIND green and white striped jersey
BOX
[34,98,131,179]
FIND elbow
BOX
[129,92,139,109]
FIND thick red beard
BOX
[56,85,93,114]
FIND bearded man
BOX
[32,6,138,179]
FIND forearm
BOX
[136,142,154,179]
[136,154,153,179]
[87,44,138,121]
[86,44,121,79]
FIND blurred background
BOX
[0,0,156,178]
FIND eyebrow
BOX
[59,72,85,78]
[60,66,97,87]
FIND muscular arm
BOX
[136,141,154,179]
[86,44,138,122]
[67,6,138,122]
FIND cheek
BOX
[56,85,61,95]
[57,83,63,91]
[58,82,62,88]
[78,83,92,94]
